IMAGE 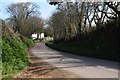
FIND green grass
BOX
[46,40,119,62]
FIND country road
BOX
[30,42,119,78]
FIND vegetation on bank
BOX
[46,20,119,62]
[1,2,44,79]
[2,20,34,78]
[46,1,119,62]
[46,41,118,62]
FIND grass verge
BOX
[46,40,119,62]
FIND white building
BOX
[39,33,44,39]
[32,33,44,40]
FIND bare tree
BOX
[92,3,106,29]
[105,2,120,17]
[48,1,119,42]
[7,2,39,33]
[21,16,44,38]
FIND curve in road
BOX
[30,42,119,78]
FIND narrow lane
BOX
[30,42,119,78]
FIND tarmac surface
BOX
[30,42,119,78]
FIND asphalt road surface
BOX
[30,42,119,78]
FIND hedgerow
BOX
[2,33,34,78]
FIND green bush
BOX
[2,34,34,78]
[22,39,34,47]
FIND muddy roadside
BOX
[14,49,81,79]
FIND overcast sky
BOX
[0,0,57,20]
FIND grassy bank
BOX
[46,40,118,62]
[2,35,34,79]
[2,23,34,79]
